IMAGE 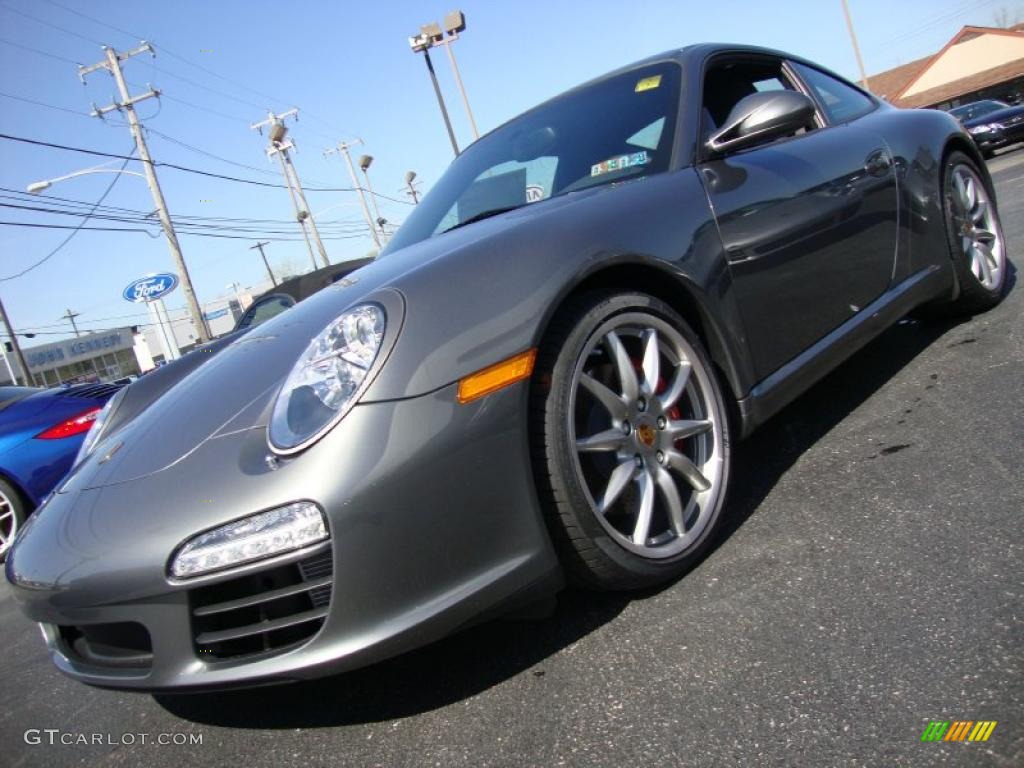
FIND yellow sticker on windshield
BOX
[635,75,662,92]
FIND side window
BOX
[701,59,811,143]
[235,295,294,331]
[792,62,874,124]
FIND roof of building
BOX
[868,25,1024,107]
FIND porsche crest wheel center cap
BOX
[636,423,657,447]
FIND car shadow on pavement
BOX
[155,274,1013,728]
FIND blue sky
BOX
[0,0,1016,343]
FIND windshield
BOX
[949,100,1009,121]
[384,61,681,253]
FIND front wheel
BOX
[531,292,731,591]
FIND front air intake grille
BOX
[58,622,153,670]
[189,549,333,660]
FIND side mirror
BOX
[706,90,816,154]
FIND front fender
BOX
[366,169,744,401]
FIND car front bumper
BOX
[972,121,1024,152]
[5,381,561,691]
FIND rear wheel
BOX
[531,292,731,590]
[0,478,27,560]
[939,151,1007,315]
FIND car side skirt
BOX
[736,264,951,436]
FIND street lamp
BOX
[409,26,460,156]
[27,165,147,194]
[26,164,211,341]
[358,155,388,245]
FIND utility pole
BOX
[324,139,381,249]
[404,171,421,204]
[0,294,30,386]
[61,308,82,337]
[841,0,871,91]
[252,110,330,270]
[250,241,278,285]
[79,43,210,341]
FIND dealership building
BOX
[2,326,153,387]
[1,292,252,388]
[870,24,1024,109]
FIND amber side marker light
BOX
[457,348,537,404]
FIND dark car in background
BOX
[0,382,123,557]
[949,99,1024,157]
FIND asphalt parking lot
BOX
[1,150,1022,768]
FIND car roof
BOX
[250,258,376,305]
[463,43,838,149]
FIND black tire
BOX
[938,151,1008,316]
[530,292,731,591]
[0,477,28,561]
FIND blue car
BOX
[0,383,123,558]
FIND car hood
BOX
[64,191,598,490]
[963,106,1024,126]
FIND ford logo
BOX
[123,273,178,303]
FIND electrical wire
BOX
[0,36,81,64]
[0,133,414,203]
[0,2,105,46]
[0,153,132,281]
[0,91,90,117]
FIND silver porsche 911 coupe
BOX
[6,43,1007,691]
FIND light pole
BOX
[358,155,388,244]
[409,28,460,156]
[437,11,479,140]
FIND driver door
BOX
[698,55,899,380]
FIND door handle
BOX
[864,150,892,176]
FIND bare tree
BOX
[992,6,1023,27]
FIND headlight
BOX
[73,386,127,466]
[169,501,328,579]
[968,123,1002,135]
[269,304,385,452]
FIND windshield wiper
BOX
[440,204,525,234]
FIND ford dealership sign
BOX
[123,273,178,303]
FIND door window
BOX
[701,58,814,144]
[791,62,875,124]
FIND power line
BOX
[0,153,131,281]
[0,90,90,117]
[0,2,105,46]
[144,126,281,177]
[0,189,369,228]
[0,36,81,64]
[0,133,414,203]
[0,220,370,241]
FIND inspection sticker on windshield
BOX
[635,75,662,92]
[591,151,650,177]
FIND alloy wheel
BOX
[950,164,1005,290]
[0,488,18,557]
[568,313,725,559]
